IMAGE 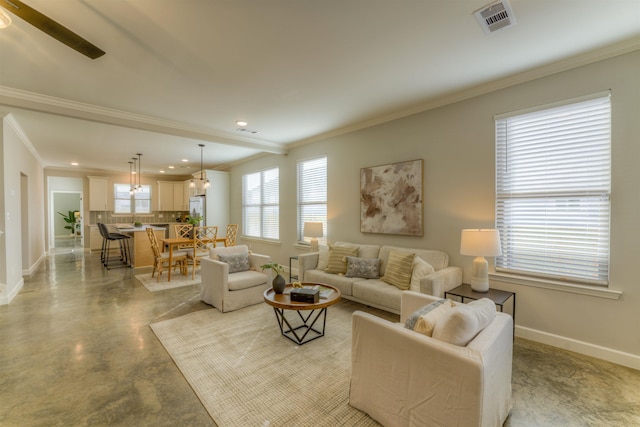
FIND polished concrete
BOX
[1,239,639,426]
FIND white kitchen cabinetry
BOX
[89,225,102,252]
[88,176,108,211]
[157,181,188,211]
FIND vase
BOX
[272,274,286,294]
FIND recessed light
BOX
[159,170,165,174]
[71,162,79,166]
[236,120,248,127]
[168,165,175,169]
[182,159,189,163]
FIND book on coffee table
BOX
[311,285,334,299]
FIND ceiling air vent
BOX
[474,0,516,34]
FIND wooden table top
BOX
[264,283,341,310]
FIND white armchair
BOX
[350,291,513,427]
[200,245,273,313]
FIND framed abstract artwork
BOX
[360,159,423,236]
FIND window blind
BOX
[297,156,327,244]
[495,93,611,285]
[242,168,279,240]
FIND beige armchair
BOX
[350,291,513,427]
[200,245,273,312]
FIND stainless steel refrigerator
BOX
[189,196,205,226]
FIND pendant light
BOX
[136,153,143,192]
[128,161,134,195]
[199,144,210,189]
[131,157,138,193]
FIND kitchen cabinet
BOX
[88,176,108,211]
[157,181,188,211]
[89,225,102,252]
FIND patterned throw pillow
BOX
[345,256,380,279]
[324,245,358,274]
[382,250,415,289]
[217,253,250,273]
[404,299,447,330]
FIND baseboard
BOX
[22,252,46,276]
[516,325,640,371]
[0,277,24,305]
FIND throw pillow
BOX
[432,298,497,346]
[210,244,249,260]
[345,256,380,279]
[325,245,358,274]
[413,299,454,337]
[410,256,436,292]
[382,250,415,290]
[217,253,250,274]
[317,244,330,270]
[404,299,447,330]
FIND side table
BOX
[445,284,516,336]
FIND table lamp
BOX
[303,222,323,252]
[460,229,502,292]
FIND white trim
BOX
[516,325,640,371]
[494,90,611,120]
[490,273,621,300]
[0,278,24,305]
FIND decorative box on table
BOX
[290,288,319,303]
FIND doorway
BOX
[48,177,84,253]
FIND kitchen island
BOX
[114,225,166,269]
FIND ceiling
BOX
[1,0,639,176]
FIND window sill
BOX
[489,272,622,300]
[241,236,281,246]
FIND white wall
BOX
[230,50,640,368]
[1,114,46,304]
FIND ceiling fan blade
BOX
[0,0,105,59]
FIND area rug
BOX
[135,270,201,292]
[150,300,386,426]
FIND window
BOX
[495,92,611,286]
[297,156,327,245]
[242,168,279,240]
[114,184,151,214]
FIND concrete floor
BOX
[2,239,639,426]
[1,240,215,426]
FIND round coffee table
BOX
[263,283,341,345]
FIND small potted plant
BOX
[57,210,78,236]
[261,262,286,294]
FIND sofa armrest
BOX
[350,311,484,426]
[297,252,319,281]
[419,266,462,298]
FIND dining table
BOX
[160,237,195,281]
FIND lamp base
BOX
[309,238,319,253]
[470,256,489,292]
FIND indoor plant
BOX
[57,210,78,236]
[261,262,286,294]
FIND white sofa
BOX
[350,291,513,427]
[298,242,462,314]
[200,245,273,313]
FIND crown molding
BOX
[2,113,45,167]
[0,87,287,155]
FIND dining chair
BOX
[217,224,239,247]
[146,227,188,282]
[187,225,218,278]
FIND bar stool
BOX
[97,223,131,269]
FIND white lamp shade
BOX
[460,229,502,257]
[303,222,324,238]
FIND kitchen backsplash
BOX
[88,211,190,225]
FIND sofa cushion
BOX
[305,269,359,296]
[352,279,403,312]
[210,244,249,260]
[325,245,358,274]
[413,299,454,337]
[432,298,496,346]
[404,298,448,330]
[410,256,436,292]
[217,253,250,273]
[227,270,269,291]
[335,242,381,259]
[381,251,415,290]
[378,246,449,275]
[345,256,380,279]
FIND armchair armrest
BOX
[400,290,442,323]
[297,252,319,281]
[249,253,273,282]
[200,257,229,308]
[419,266,462,298]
